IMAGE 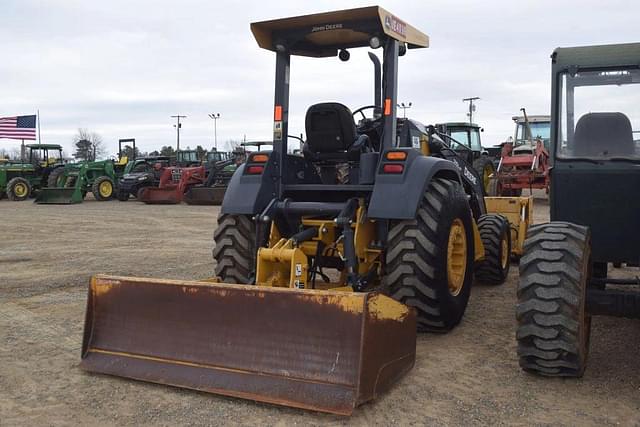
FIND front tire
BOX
[213,214,256,284]
[474,214,511,285]
[516,222,591,376]
[386,177,475,332]
[92,176,114,201]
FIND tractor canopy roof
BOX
[240,141,272,148]
[553,42,640,69]
[26,144,63,149]
[251,6,429,57]
[439,122,482,129]
[511,115,550,123]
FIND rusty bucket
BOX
[183,186,226,205]
[138,186,182,204]
[80,275,416,415]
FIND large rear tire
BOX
[516,222,591,376]
[47,167,66,187]
[386,177,475,332]
[473,156,496,195]
[213,214,256,284]
[7,177,31,201]
[474,214,511,285]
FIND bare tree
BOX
[9,147,21,160]
[224,139,242,151]
[73,128,106,161]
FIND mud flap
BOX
[35,187,83,204]
[183,186,226,205]
[80,275,416,415]
[139,187,182,204]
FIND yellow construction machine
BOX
[81,7,531,415]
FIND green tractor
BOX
[37,158,129,204]
[0,144,65,201]
[36,140,136,204]
[516,42,640,377]
[435,122,495,194]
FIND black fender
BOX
[221,153,312,215]
[369,151,463,220]
[221,160,277,215]
[444,153,487,219]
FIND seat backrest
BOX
[305,103,357,154]
[573,112,634,157]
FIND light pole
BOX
[463,97,480,124]
[171,115,186,151]
[209,113,220,150]
[397,102,412,118]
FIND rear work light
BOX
[383,164,404,174]
[386,151,407,161]
[246,165,265,175]
[251,154,269,163]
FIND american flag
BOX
[0,115,37,140]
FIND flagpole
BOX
[37,109,41,144]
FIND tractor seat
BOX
[573,112,635,158]
[303,102,369,163]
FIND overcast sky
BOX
[1,0,638,157]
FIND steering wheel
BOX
[352,105,383,121]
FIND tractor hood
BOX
[121,172,153,181]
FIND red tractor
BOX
[491,109,550,196]
[138,165,206,204]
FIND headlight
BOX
[137,175,149,181]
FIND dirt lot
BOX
[1,196,639,426]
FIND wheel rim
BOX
[447,218,467,296]
[14,183,28,197]
[483,165,492,191]
[99,181,113,197]
[501,235,509,269]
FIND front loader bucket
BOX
[184,186,226,205]
[81,275,416,415]
[35,187,83,204]
[139,187,182,204]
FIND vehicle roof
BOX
[553,42,640,69]
[438,122,481,129]
[240,141,272,147]
[511,115,550,123]
[141,156,170,160]
[251,6,429,57]
[25,144,63,149]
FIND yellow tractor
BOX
[80,6,531,415]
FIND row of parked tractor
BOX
[1,111,548,206]
[437,109,550,198]
[0,139,263,205]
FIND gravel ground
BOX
[1,195,639,426]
